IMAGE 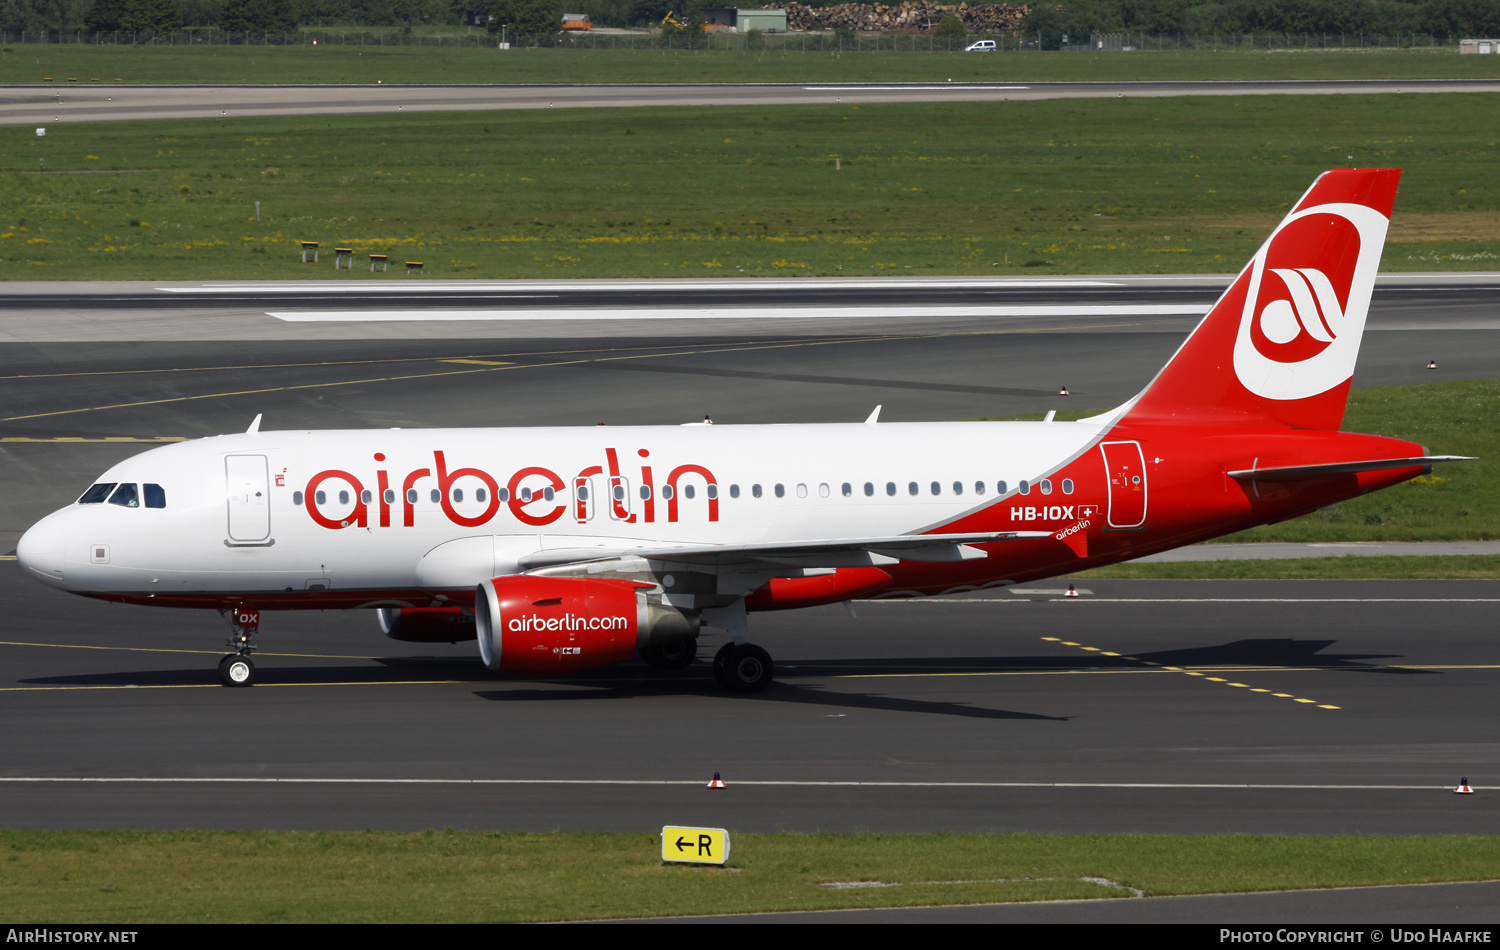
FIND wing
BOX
[517,531,1055,571]
[1227,455,1473,482]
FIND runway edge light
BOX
[708,771,725,789]
[1455,777,1474,794]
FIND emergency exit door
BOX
[226,454,271,543]
[1101,441,1147,529]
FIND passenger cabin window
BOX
[774,484,785,498]
[339,490,350,505]
[1062,479,1075,494]
[476,488,487,503]
[78,483,116,504]
[729,484,740,499]
[361,490,373,504]
[864,482,874,497]
[385,489,397,504]
[752,484,763,498]
[316,491,327,505]
[661,485,674,501]
[407,489,418,504]
[886,482,896,496]
[975,481,986,495]
[930,481,941,496]
[842,483,853,497]
[144,484,166,509]
[453,489,464,503]
[997,480,1008,495]
[108,483,139,508]
[795,484,807,499]
[1018,480,1030,495]
[908,482,918,496]
[683,485,695,500]
[1040,479,1053,495]
[430,489,441,504]
[293,491,304,506]
[953,481,963,496]
[706,484,719,500]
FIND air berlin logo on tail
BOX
[1232,202,1388,401]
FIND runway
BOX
[1,272,1498,341]
[1,571,1497,837]
[4,79,1499,125]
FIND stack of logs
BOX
[781,2,1030,33]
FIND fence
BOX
[0,30,1461,52]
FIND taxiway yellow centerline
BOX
[1041,636,1343,709]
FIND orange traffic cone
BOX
[1455,777,1474,794]
[707,771,725,789]
[1065,584,1078,598]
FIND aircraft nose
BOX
[16,515,66,587]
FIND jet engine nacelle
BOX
[378,606,476,642]
[475,575,699,674]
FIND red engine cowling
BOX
[378,606,476,643]
[476,576,686,674]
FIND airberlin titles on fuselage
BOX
[301,447,720,531]
[300,446,1107,535]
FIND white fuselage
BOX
[18,420,1106,601]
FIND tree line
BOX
[5,0,1499,35]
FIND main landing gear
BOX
[217,607,259,687]
[713,642,774,693]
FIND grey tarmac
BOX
[4,79,1500,125]
[0,572,1497,837]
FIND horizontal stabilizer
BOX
[518,531,1055,572]
[1227,456,1473,482]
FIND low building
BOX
[1460,39,1498,53]
[700,8,788,32]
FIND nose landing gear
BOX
[217,607,260,687]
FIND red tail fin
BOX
[1121,169,1400,431]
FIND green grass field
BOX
[1,94,1496,280]
[3,44,1499,85]
[2,829,1497,922]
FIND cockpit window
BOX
[144,484,166,509]
[78,483,116,504]
[107,483,139,508]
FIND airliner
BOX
[16,169,1469,690]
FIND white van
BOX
[964,40,996,52]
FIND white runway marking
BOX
[804,86,1031,92]
[0,777,1467,791]
[268,304,1209,323]
[163,277,1123,293]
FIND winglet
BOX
[246,413,262,434]
[865,405,881,425]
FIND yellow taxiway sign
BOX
[661,825,730,865]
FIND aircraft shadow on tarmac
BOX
[15,637,1427,692]
[474,680,1071,722]
[1132,639,1429,675]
